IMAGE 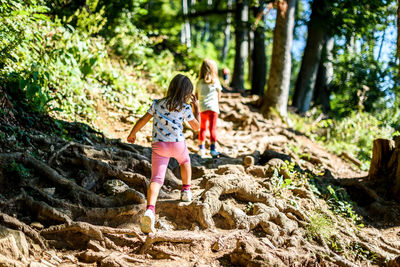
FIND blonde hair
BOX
[199,59,218,84]
[163,74,193,112]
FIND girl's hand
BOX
[127,133,136,144]
[190,94,199,108]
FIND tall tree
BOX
[181,0,192,47]
[230,0,249,92]
[398,0,400,77]
[313,36,334,114]
[292,0,330,113]
[261,0,296,118]
[251,2,269,96]
[222,0,233,62]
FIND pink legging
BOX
[151,141,190,185]
[199,110,218,143]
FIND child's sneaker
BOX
[140,209,155,234]
[210,150,220,158]
[199,148,206,157]
[181,190,192,202]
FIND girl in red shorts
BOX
[196,59,222,157]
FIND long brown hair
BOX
[199,59,218,84]
[163,74,193,112]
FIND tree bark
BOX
[230,0,249,92]
[368,139,395,180]
[251,4,267,96]
[181,0,192,47]
[292,0,329,113]
[222,0,233,62]
[313,36,334,114]
[398,0,400,77]
[261,0,296,118]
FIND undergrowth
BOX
[288,109,394,170]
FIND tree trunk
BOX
[230,0,249,92]
[222,0,233,62]
[248,30,254,83]
[251,4,267,97]
[292,0,329,113]
[398,0,400,77]
[181,0,191,47]
[313,36,334,114]
[261,0,296,118]
[369,139,395,179]
[368,137,400,198]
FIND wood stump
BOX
[368,137,400,197]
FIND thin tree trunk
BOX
[313,36,334,114]
[251,3,267,96]
[248,30,254,83]
[398,0,400,77]
[181,0,191,47]
[222,0,233,62]
[261,0,296,118]
[292,0,329,113]
[230,0,249,92]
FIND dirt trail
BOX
[1,91,400,266]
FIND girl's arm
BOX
[188,94,200,131]
[127,112,153,144]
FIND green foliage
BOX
[306,212,334,242]
[106,9,152,65]
[5,161,31,180]
[244,202,255,214]
[309,177,363,226]
[348,242,379,263]
[1,0,150,122]
[289,110,394,167]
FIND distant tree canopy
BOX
[1,0,399,127]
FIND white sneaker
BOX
[199,149,206,157]
[181,190,192,202]
[141,209,155,234]
[210,150,220,158]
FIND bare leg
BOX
[180,162,192,186]
[147,182,162,206]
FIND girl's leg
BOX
[147,182,162,206]
[141,143,170,233]
[209,111,219,153]
[149,143,170,207]
[199,112,209,150]
[180,162,191,187]
[173,142,192,201]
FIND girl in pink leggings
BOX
[127,74,200,234]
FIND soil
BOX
[1,87,400,267]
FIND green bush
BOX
[289,110,394,168]
[1,0,150,122]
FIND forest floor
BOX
[1,88,400,267]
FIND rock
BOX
[243,156,255,167]
[0,226,29,259]
[103,179,129,195]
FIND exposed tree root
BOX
[139,231,213,254]
[0,212,47,249]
